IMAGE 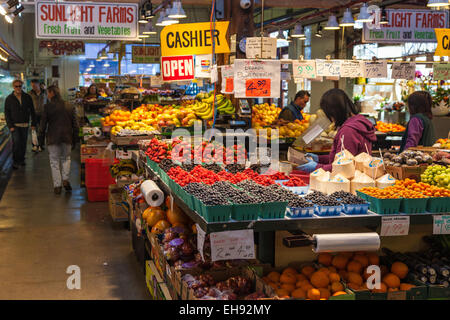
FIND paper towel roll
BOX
[140,180,164,207]
[313,233,380,253]
[94,127,102,138]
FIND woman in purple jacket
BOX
[400,91,436,152]
[298,89,377,172]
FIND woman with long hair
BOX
[39,86,79,194]
[400,91,436,152]
[298,88,377,172]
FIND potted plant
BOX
[431,87,450,117]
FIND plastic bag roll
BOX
[140,180,164,207]
[313,233,380,253]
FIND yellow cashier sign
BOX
[160,21,230,56]
[435,29,450,56]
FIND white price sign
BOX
[380,216,410,236]
[391,62,416,80]
[196,223,206,261]
[234,59,281,98]
[316,59,341,77]
[245,37,277,59]
[150,75,162,87]
[340,60,365,78]
[433,215,450,235]
[292,60,317,80]
[364,61,388,78]
[210,229,255,261]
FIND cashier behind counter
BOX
[278,90,310,122]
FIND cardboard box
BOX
[111,133,157,146]
[287,147,308,165]
[385,165,428,181]
[148,232,167,281]
[80,144,113,163]
[108,185,129,222]
[145,260,173,300]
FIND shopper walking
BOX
[39,86,79,195]
[4,79,37,169]
[28,79,47,152]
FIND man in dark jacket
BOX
[28,79,47,152]
[39,85,79,194]
[4,79,37,169]
[278,90,310,121]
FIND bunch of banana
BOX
[110,160,137,178]
[192,101,214,120]
[216,96,235,115]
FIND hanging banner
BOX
[391,62,416,80]
[132,46,160,64]
[435,29,450,57]
[160,21,230,56]
[292,60,317,80]
[194,54,213,78]
[234,59,280,98]
[221,64,234,94]
[35,1,139,40]
[161,55,195,82]
[363,9,449,44]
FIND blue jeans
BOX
[11,127,28,165]
[47,144,71,188]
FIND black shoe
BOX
[63,180,72,191]
[54,187,62,195]
[12,164,19,170]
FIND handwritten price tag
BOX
[433,215,450,235]
[225,78,234,93]
[364,61,388,78]
[210,229,255,261]
[245,78,271,97]
[340,60,365,77]
[391,62,416,80]
[292,60,316,79]
[433,63,450,81]
[380,216,410,236]
[316,59,341,77]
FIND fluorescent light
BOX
[162,8,178,25]
[168,0,186,19]
[144,1,154,19]
[380,8,389,25]
[291,23,304,38]
[139,9,147,23]
[5,13,13,23]
[89,63,95,68]
[356,3,373,23]
[103,62,110,67]
[0,54,8,62]
[315,25,323,38]
[143,21,157,34]
[427,0,450,7]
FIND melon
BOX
[166,202,189,225]
[145,207,166,227]
[151,220,171,234]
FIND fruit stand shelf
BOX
[141,159,447,234]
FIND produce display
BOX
[434,139,450,149]
[375,121,406,133]
[192,92,235,118]
[421,165,450,189]
[252,103,281,127]
[110,159,142,178]
[360,179,450,198]
[384,150,433,167]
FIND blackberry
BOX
[203,163,223,173]
[330,191,366,204]
[159,159,180,172]
[225,163,245,174]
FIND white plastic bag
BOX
[31,129,38,146]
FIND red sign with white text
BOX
[161,55,195,82]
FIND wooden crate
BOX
[108,185,129,222]
[111,133,158,146]
[385,165,428,181]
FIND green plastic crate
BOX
[427,197,450,213]
[427,285,450,300]
[259,201,288,219]
[200,203,232,222]
[232,203,261,221]
[366,195,402,215]
[400,198,428,214]
[192,196,203,215]
[356,190,369,202]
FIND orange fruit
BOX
[353,254,369,268]
[347,260,363,274]
[267,271,280,283]
[318,288,331,299]
[328,266,337,273]
[329,272,340,283]
[347,282,361,291]
[283,267,298,275]
[332,254,349,270]
[367,252,380,265]
[301,265,316,279]
[280,273,297,284]
[275,288,290,298]
[318,267,330,275]
[307,288,321,300]
[372,282,387,293]
[383,273,401,289]
[295,274,307,282]
[330,281,344,293]
[340,252,354,259]
[310,271,330,288]
[388,287,399,292]
[281,283,296,293]
[380,265,389,277]
[391,262,409,279]
[291,288,306,299]
[318,253,333,266]
[332,291,347,297]
[338,269,348,281]
[268,282,279,290]
[400,283,415,291]
[347,272,363,286]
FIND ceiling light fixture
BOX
[340,8,355,27]
[356,3,372,23]
[315,24,323,38]
[380,8,389,25]
[291,23,305,38]
[0,0,18,16]
[143,21,157,34]
[103,62,110,67]
[144,1,155,19]
[139,9,147,23]
[168,0,186,19]
[427,0,450,7]
[89,62,95,68]
[324,15,340,30]
[162,8,179,25]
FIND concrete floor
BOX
[0,146,149,299]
